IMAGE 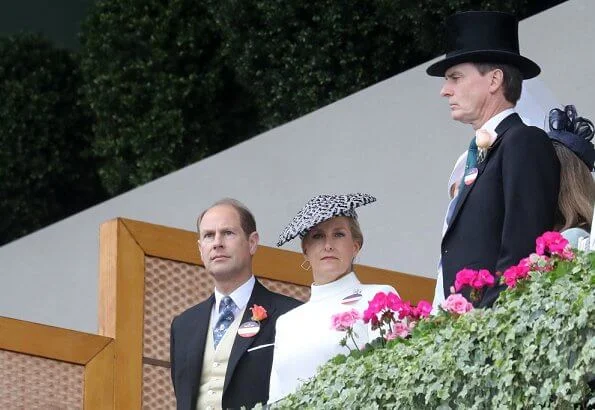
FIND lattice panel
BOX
[259,278,311,303]
[144,256,211,361]
[0,350,84,409]
[142,364,175,410]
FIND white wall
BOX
[0,0,592,333]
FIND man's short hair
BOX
[473,62,523,105]
[196,198,257,237]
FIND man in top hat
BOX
[170,198,301,409]
[427,11,560,307]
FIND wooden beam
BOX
[121,218,202,265]
[84,340,115,409]
[0,316,111,365]
[99,219,144,409]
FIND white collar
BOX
[310,272,361,301]
[214,275,255,312]
[480,108,515,136]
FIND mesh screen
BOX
[144,256,211,361]
[142,364,175,410]
[0,350,84,409]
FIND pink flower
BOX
[330,309,361,331]
[455,268,495,292]
[364,291,391,324]
[560,246,574,261]
[441,294,473,315]
[396,300,413,320]
[385,321,414,340]
[363,307,375,324]
[535,231,570,257]
[369,291,388,313]
[414,300,432,319]
[454,268,477,292]
[474,269,495,288]
[502,264,530,288]
[386,292,402,311]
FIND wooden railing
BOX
[0,217,435,409]
[0,316,113,409]
[98,217,435,409]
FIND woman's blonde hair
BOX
[553,142,595,231]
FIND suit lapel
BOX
[444,114,522,237]
[187,294,214,403]
[223,281,277,393]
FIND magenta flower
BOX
[475,269,495,288]
[441,294,473,315]
[363,306,375,324]
[535,231,571,257]
[414,300,432,319]
[369,291,388,312]
[386,292,402,311]
[502,263,531,288]
[455,268,495,292]
[396,300,413,320]
[454,268,476,292]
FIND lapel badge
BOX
[238,321,260,338]
[464,167,478,186]
[341,289,362,304]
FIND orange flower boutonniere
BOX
[250,304,268,322]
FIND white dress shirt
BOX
[211,275,255,327]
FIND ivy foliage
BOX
[0,33,105,245]
[79,0,258,195]
[275,252,594,408]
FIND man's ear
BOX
[489,68,504,94]
[248,232,259,255]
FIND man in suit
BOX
[427,11,560,308]
[170,198,301,410]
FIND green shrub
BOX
[79,0,258,195]
[0,33,104,245]
[215,0,528,130]
[275,251,594,408]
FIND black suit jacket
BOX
[170,279,301,410]
[442,113,560,307]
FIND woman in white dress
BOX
[547,105,595,248]
[268,193,398,403]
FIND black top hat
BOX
[426,11,540,79]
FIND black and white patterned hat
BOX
[277,193,377,247]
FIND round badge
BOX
[238,321,260,338]
[341,292,362,304]
[464,168,478,186]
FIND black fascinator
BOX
[548,105,595,171]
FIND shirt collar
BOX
[481,108,515,136]
[214,275,255,313]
